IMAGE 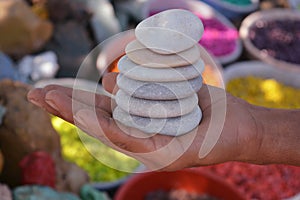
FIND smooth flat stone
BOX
[125,40,200,68]
[135,9,204,54]
[115,90,198,118]
[118,55,204,82]
[117,74,203,100]
[113,106,202,136]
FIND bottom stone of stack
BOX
[113,106,202,136]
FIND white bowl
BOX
[240,9,300,73]
[224,61,300,88]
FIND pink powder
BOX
[148,11,238,57]
[195,13,238,57]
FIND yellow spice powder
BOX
[226,76,300,109]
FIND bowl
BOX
[141,0,242,65]
[201,0,259,20]
[114,169,245,200]
[224,61,300,109]
[97,29,225,88]
[224,61,300,87]
[240,9,300,73]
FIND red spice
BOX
[199,162,300,200]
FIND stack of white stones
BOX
[113,9,205,136]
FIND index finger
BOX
[102,72,119,95]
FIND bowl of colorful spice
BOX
[201,0,259,20]
[142,0,242,65]
[114,169,245,200]
[240,9,300,73]
[224,61,300,108]
[51,116,142,191]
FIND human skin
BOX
[27,72,300,170]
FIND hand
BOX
[27,72,260,171]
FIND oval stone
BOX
[125,40,200,68]
[115,90,198,118]
[135,9,204,54]
[117,74,203,100]
[113,105,202,136]
[118,55,204,82]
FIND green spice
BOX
[52,117,139,182]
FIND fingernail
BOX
[74,110,89,130]
[45,99,59,111]
[28,98,42,107]
[27,89,37,98]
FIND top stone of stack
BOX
[135,9,204,55]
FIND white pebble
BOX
[135,9,204,54]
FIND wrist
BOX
[235,103,265,164]
[244,106,300,165]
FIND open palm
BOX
[27,72,259,171]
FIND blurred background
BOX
[1,0,300,200]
